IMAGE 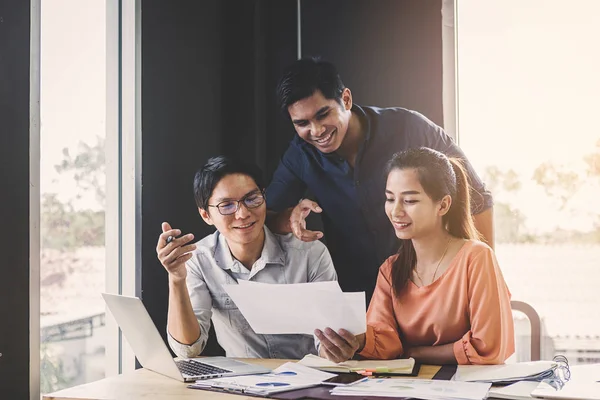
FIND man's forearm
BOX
[167,279,201,345]
[473,207,494,250]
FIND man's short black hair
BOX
[276,56,345,116]
[193,156,264,210]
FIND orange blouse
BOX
[359,240,514,365]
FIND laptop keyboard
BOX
[175,359,232,378]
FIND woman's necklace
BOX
[414,236,453,287]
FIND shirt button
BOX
[355,180,360,186]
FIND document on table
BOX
[222,280,366,335]
[331,378,491,400]
[530,364,600,400]
[453,361,558,384]
[299,354,416,375]
[189,362,336,396]
[487,381,538,400]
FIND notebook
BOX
[453,356,570,386]
[531,381,600,400]
[530,363,600,400]
[298,354,417,375]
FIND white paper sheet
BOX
[222,281,366,335]
[331,378,491,400]
[488,381,538,400]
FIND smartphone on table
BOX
[321,373,367,386]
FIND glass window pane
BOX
[40,0,107,393]
[458,0,600,363]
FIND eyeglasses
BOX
[208,191,266,215]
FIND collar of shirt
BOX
[212,226,286,279]
[321,104,372,164]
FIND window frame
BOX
[105,0,142,377]
[442,0,459,142]
[30,0,141,396]
[30,1,41,398]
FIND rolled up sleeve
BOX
[167,257,213,358]
[453,247,515,364]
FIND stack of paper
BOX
[453,361,558,385]
[189,362,336,396]
[330,378,491,400]
[222,280,366,335]
[299,354,415,374]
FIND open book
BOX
[298,354,416,375]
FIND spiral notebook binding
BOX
[540,355,571,390]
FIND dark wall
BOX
[141,0,298,356]
[141,0,223,356]
[301,0,443,126]
[0,0,32,398]
[219,1,299,179]
[140,0,442,357]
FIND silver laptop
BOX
[102,293,271,382]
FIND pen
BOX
[166,235,174,244]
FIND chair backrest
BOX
[511,300,541,361]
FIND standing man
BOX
[266,57,493,302]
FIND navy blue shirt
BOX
[266,105,493,302]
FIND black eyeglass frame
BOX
[207,189,266,215]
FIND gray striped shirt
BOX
[167,226,337,359]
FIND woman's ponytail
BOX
[447,158,480,240]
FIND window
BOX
[457,0,600,363]
[40,0,107,393]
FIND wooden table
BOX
[43,359,441,400]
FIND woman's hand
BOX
[315,328,365,363]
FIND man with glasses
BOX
[156,156,337,359]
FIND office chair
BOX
[511,300,541,361]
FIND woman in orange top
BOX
[315,147,514,365]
